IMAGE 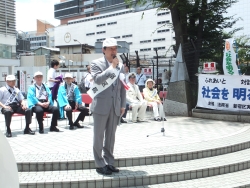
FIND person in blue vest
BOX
[27,71,60,133]
[57,73,89,130]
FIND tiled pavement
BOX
[1,112,250,187]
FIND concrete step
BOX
[192,108,250,123]
[127,168,250,188]
[19,148,250,188]
[17,126,250,172]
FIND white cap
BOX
[34,71,43,77]
[6,75,16,81]
[64,73,73,78]
[103,38,122,48]
[145,78,155,88]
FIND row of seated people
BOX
[121,72,167,123]
[0,72,89,137]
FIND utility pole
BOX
[154,49,159,89]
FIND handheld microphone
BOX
[113,55,119,69]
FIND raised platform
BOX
[192,108,250,123]
[1,112,250,187]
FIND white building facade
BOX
[54,8,173,58]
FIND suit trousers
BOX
[93,104,119,168]
[147,101,165,118]
[65,101,89,125]
[130,101,147,121]
[33,105,59,129]
[1,104,32,131]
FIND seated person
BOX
[0,75,35,137]
[57,73,89,130]
[27,71,60,133]
[126,73,147,123]
[143,79,166,121]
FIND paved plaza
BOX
[1,112,250,187]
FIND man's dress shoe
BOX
[6,131,12,137]
[39,129,44,134]
[50,126,59,132]
[24,128,35,135]
[107,165,119,172]
[96,166,112,175]
[74,122,84,128]
[120,118,127,123]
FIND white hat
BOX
[6,75,16,81]
[145,78,155,88]
[103,38,122,48]
[64,73,73,78]
[34,71,43,77]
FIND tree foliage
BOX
[126,0,240,82]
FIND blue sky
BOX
[16,0,60,32]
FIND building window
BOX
[157,20,170,24]
[128,42,133,45]
[140,40,151,43]
[157,29,169,33]
[97,31,106,34]
[153,38,166,42]
[157,12,170,16]
[122,34,132,38]
[97,38,105,42]
[140,48,151,52]
[86,32,95,36]
[154,47,166,50]
[113,36,120,39]
[97,23,105,27]
[86,13,94,17]
[107,21,117,25]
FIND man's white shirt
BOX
[124,72,129,83]
[47,68,56,88]
[84,73,93,88]
[136,73,146,86]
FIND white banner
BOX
[222,38,239,75]
[20,71,26,93]
[197,74,250,111]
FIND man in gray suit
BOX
[90,38,126,175]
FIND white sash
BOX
[36,84,47,99]
[150,89,157,98]
[67,84,75,99]
[5,89,18,105]
[87,63,122,99]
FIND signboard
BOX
[143,68,152,75]
[222,38,239,75]
[197,74,250,112]
[202,62,217,73]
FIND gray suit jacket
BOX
[90,57,126,116]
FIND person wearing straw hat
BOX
[0,75,35,137]
[126,72,147,123]
[27,71,60,133]
[143,78,166,121]
[91,37,126,175]
[57,73,89,130]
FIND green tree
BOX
[235,35,250,74]
[126,0,240,81]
